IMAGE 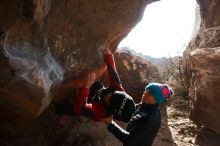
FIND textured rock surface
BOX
[183,0,220,134]
[0,0,159,145]
[115,49,161,102]
[1,0,220,144]
[0,0,158,121]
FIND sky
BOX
[118,0,197,58]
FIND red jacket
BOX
[73,53,124,121]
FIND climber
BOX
[73,47,136,122]
[101,82,174,146]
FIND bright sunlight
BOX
[118,0,197,58]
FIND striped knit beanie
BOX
[145,82,174,104]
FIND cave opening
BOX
[118,0,197,58]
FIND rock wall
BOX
[1,0,220,144]
[183,0,220,134]
[0,0,159,145]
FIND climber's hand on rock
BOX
[84,73,96,88]
[102,47,112,55]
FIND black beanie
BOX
[108,91,136,122]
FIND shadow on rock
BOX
[195,127,220,146]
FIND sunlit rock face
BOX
[183,0,220,134]
[115,49,161,102]
[0,0,159,145]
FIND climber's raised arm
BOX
[102,47,124,91]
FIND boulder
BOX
[115,49,161,102]
[0,0,159,145]
[0,0,158,122]
[183,0,220,134]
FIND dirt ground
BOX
[153,95,220,146]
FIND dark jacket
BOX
[107,103,161,146]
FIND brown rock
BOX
[0,0,158,122]
[115,49,161,102]
[0,0,159,145]
[183,0,220,134]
